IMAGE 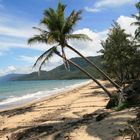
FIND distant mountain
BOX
[0,74,25,82]
[11,56,106,81]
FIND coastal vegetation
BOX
[28,1,140,105]
[106,2,140,139]
[28,1,140,137]
[0,1,140,140]
[100,22,140,85]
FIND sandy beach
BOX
[0,80,137,140]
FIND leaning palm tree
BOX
[32,46,112,97]
[28,2,114,96]
[28,2,120,89]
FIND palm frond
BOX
[132,14,140,21]
[135,29,140,39]
[98,49,105,54]
[28,32,57,45]
[40,18,49,27]
[131,21,140,26]
[28,34,47,45]
[42,8,58,32]
[57,2,66,30]
[47,31,60,43]
[33,47,56,68]
[44,8,56,20]
[66,34,92,41]
[38,47,57,76]
[62,10,82,34]
[32,27,49,34]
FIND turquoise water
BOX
[0,80,89,110]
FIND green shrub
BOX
[115,102,129,111]
[106,93,119,109]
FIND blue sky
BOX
[0,0,139,76]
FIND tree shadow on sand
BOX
[8,109,136,140]
[0,106,34,117]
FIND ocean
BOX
[0,80,89,110]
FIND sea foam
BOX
[0,80,91,110]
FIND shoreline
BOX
[0,80,92,112]
[0,80,136,140]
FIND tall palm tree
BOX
[132,2,140,40]
[28,2,120,89]
[28,2,114,96]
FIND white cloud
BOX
[85,0,137,13]
[0,65,33,76]
[0,57,63,76]
[0,65,16,76]
[0,13,57,53]
[67,28,108,57]
[0,39,55,54]
[18,55,39,64]
[0,12,46,54]
[85,7,101,13]
[18,54,63,71]
[0,25,36,38]
[43,56,63,71]
[117,15,137,36]
[0,16,30,38]
[95,0,135,8]
[65,15,136,58]
[7,66,16,72]
[0,14,38,39]
[0,14,137,76]
[0,42,26,51]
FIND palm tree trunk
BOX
[66,44,121,89]
[55,51,112,98]
[61,47,70,70]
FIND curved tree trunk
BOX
[55,51,112,98]
[66,44,121,90]
[61,47,70,70]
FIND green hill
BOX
[12,56,105,81]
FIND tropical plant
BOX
[28,2,120,90]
